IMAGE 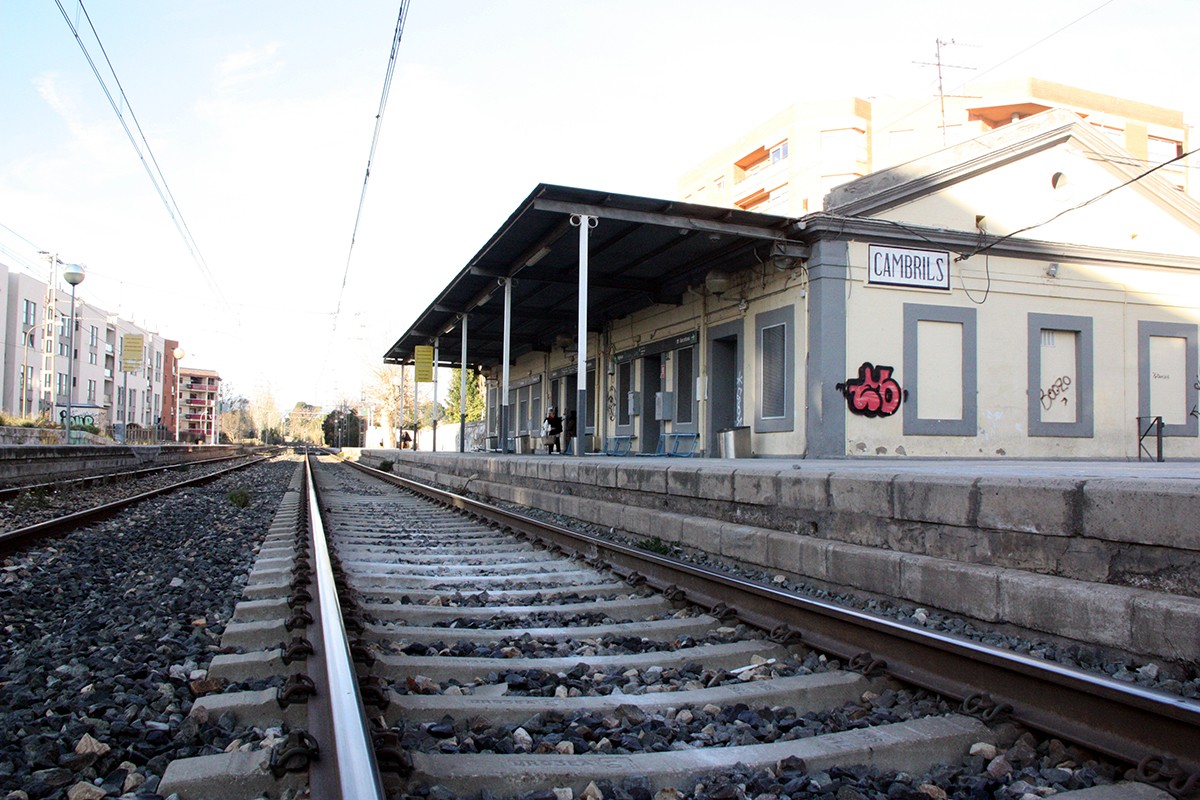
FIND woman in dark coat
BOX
[543,407,563,453]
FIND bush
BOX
[638,536,672,555]
[378,460,394,473]
[226,488,252,508]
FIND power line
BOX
[317,1,411,401]
[955,144,1200,262]
[53,0,229,310]
[329,1,411,337]
[874,0,1119,139]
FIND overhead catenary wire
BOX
[53,0,229,312]
[329,1,411,337]
[317,1,411,401]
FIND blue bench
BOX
[664,432,699,457]
[602,435,635,456]
[634,431,699,457]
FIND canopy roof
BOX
[382,184,800,367]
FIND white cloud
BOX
[215,42,284,94]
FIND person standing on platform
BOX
[563,408,577,453]
[543,407,563,454]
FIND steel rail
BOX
[0,455,267,550]
[0,452,257,500]
[303,455,387,800]
[340,457,1200,778]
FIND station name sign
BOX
[868,244,950,291]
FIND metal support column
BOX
[500,278,512,453]
[571,214,596,457]
[460,315,468,453]
[432,337,439,452]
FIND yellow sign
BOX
[120,334,144,373]
[413,345,434,382]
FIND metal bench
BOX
[603,435,635,456]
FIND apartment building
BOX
[177,367,220,443]
[0,262,192,439]
[679,78,1192,217]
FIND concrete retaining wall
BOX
[0,444,244,485]
[359,451,1200,664]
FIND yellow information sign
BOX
[413,345,434,382]
[120,334,144,373]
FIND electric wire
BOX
[319,0,410,399]
[330,1,411,334]
[53,0,229,310]
[954,144,1200,262]
[871,0,1120,140]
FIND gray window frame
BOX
[673,345,698,432]
[903,303,977,436]
[1138,320,1199,437]
[754,305,795,433]
[616,361,634,433]
[1027,313,1094,438]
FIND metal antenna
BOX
[914,38,977,145]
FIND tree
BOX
[322,406,363,447]
[441,368,485,423]
[286,402,324,444]
[219,387,253,443]
[247,387,280,444]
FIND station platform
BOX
[347,449,1200,665]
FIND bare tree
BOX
[247,387,280,444]
[362,365,408,448]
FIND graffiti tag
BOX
[1040,375,1072,410]
[1192,378,1199,419]
[836,362,904,418]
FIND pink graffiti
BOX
[838,362,903,418]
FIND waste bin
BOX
[718,426,751,458]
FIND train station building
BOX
[384,109,1200,459]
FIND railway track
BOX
[157,454,1200,799]
[0,452,268,550]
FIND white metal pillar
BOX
[460,315,468,453]
[571,214,596,456]
[500,278,512,453]
[432,337,439,452]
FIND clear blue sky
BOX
[1,1,1196,410]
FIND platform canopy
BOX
[383,183,799,368]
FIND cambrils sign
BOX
[867,244,950,291]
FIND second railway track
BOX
[159,454,1200,800]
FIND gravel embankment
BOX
[469,492,1200,701]
[0,456,263,532]
[0,456,299,800]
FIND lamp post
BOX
[173,347,185,442]
[62,264,85,443]
[20,324,37,418]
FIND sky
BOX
[1,0,1197,412]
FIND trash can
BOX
[718,426,751,458]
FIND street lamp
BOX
[173,346,185,442]
[20,324,37,418]
[62,264,85,443]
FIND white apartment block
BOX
[1,261,171,435]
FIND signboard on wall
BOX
[413,345,434,382]
[120,334,144,372]
[867,244,950,291]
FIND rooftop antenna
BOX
[914,39,977,145]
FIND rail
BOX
[0,455,266,550]
[339,456,1200,779]
[0,452,254,500]
[302,454,387,800]
[1138,415,1165,462]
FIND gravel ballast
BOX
[0,457,299,800]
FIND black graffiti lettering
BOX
[1040,375,1072,411]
